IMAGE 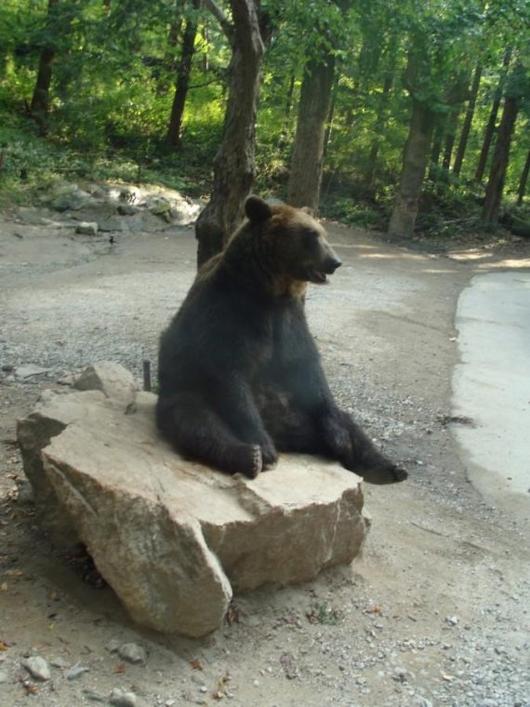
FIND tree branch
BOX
[203,0,234,42]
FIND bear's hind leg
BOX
[322,410,407,484]
[157,394,263,479]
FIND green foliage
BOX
[0,0,529,231]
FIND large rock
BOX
[17,364,367,637]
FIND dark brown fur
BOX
[156,196,407,483]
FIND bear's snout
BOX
[323,255,342,274]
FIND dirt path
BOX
[1,205,529,707]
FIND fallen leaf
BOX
[0,640,10,651]
[113,663,126,674]
[190,658,203,671]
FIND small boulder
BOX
[75,222,99,236]
[117,204,140,216]
[73,362,137,407]
[50,185,91,212]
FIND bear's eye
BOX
[303,229,319,247]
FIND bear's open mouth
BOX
[308,270,328,284]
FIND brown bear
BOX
[156,196,407,483]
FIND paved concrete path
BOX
[453,270,530,516]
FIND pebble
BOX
[0,669,8,683]
[82,688,106,703]
[106,639,121,653]
[109,688,138,707]
[21,656,51,681]
[14,365,50,379]
[414,698,433,707]
[75,222,99,236]
[118,642,146,664]
[66,662,90,680]
[446,615,459,626]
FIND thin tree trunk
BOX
[442,107,460,170]
[323,75,339,157]
[482,94,519,223]
[30,0,59,133]
[387,98,434,239]
[166,1,199,147]
[366,71,394,186]
[475,47,512,183]
[428,124,444,180]
[453,64,482,176]
[284,72,295,119]
[517,149,530,206]
[287,52,335,211]
[195,0,264,267]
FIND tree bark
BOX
[453,64,482,176]
[366,71,394,186]
[517,149,530,206]
[475,47,512,182]
[30,0,59,133]
[387,98,434,239]
[428,124,444,180]
[482,94,519,223]
[441,107,460,171]
[287,52,335,211]
[195,0,265,268]
[166,1,199,147]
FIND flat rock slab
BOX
[17,365,367,637]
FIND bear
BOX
[156,195,407,484]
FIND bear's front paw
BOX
[260,436,279,469]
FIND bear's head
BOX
[244,195,342,287]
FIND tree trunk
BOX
[441,107,460,171]
[195,0,264,268]
[30,0,59,133]
[475,47,512,182]
[453,64,482,176]
[517,149,530,206]
[366,71,394,186]
[323,75,339,157]
[428,124,444,180]
[387,98,434,239]
[166,1,199,147]
[482,94,519,223]
[287,52,335,211]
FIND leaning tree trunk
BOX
[517,149,530,206]
[30,0,59,134]
[166,1,199,147]
[387,98,434,240]
[287,52,335,211]
[195,0,264,268]
[475,48,512,183]
[453,64,482,176]
[482,94,519,224]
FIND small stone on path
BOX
[109,688,138,706]
[66,662,90,680]
[75,222,99,236]
[117,642,146,664]
[21,656,51,681]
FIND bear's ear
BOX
[245,195,272,223]
[300,206,315,216]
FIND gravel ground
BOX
[1,194,529,707]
